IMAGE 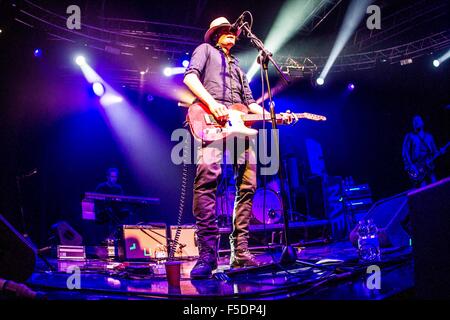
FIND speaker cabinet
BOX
[51,221,83,246]
[306,175,343,219]
[0,215,36,282]
[408,177,450,299]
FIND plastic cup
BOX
[165,261,182,287]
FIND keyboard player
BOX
[94,168,130,240]
[95,167,124,195]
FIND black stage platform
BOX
[27,242,413,300]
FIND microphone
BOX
[230,13,246,34]
[16,168,38,180]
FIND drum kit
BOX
[216,165,284,227]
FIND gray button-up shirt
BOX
[184,43,256,107]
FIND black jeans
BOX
[193,139,257,254]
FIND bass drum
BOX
[252,188,283,224]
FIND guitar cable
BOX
[169,131,190,260]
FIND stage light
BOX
[316,78,324,86]
[163,67,172,77]
[318,0,372,83]
[347,83,355,91]
[92,82,105,97]
[75,55,86,66]
[400,58,413,66]
[33,48,42,58]
[433,49,450,67]
[140,70,146,75]
[163,67,186,77]
[182,60,190,68]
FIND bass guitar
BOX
[406,142,450,183]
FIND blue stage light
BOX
[34,48,42,58]
[92,82,105,97]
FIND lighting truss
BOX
[279,30,450,76]
[299,0,343,35]
[351,0,449,52]
[15,0,203,56]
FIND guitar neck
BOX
[431,143,450,161]
[242,114,283,122]
[243,113,325,122]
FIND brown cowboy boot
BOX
[229,237,258,268]
[190,236,219,279]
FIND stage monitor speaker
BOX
[349,192,410,248]
[0,214,37,282]
[408,177,450,299]
[51,221,83,246]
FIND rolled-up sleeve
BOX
[241,71,256,105]
[184,43,209,79]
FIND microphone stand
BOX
[15,169,55,273]
[239,22,297,264]
[15,169,37,238]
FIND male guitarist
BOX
[402,115,439,187]
[183,17,293,279]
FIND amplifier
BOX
[118,224,168,261]
[345,197,373,211]
[57,245,86,260]
[170,225,199,259]
[343,184,371,199]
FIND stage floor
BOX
[27,242,413,300]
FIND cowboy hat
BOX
[204,17,240,43]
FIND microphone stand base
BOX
[280,245,298,265]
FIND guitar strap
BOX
[236,66,250,107]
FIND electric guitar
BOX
[406,142,450,183]
[186,102,327,142]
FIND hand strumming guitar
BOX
[208,101,229,122]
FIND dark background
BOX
[0,0,448,246]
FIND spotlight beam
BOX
[246,0,324,81]
[319,0,373,82]
[434,48,450,67]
